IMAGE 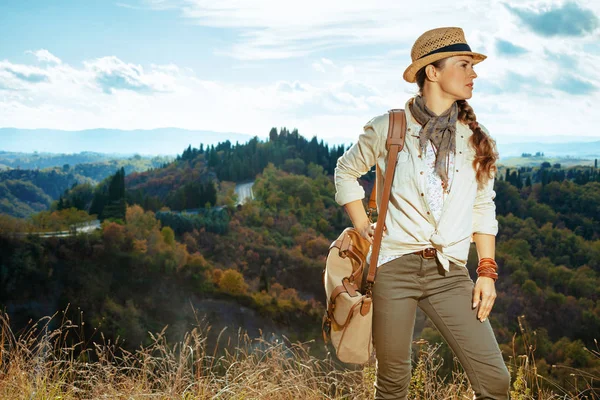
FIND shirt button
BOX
[461,135,464,138]
[420,171,424,175]
[456,169,459,172]
[459,151,462,154]
[421,193,424,196]
[427,211,430,215]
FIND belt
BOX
[410,247,437,259]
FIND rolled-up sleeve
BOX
[472,123,498,236]
[472,173,498,236]
[334,117,382,206]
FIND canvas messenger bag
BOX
[322,109,407,364]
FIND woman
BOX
[334,27,511,399]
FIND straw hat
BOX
[403,27,486,83]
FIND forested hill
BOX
[0,154,170,218]
[175,128,346,181]
[0,128,346,219]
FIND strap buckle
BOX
[421,248,436,259]
[364,281,374,298]
[366,207,376,224]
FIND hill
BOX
[0,127,599,395]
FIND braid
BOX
[456,100,499,189]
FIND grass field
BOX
[1,310,598,399]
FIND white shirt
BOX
[374,140,456,268]
[334,96,498,272]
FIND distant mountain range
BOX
[1,127,599,159]
[326,134,600,159]
[496,141,600,159]
[0,128,261,156]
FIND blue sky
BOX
[1,0,599,146]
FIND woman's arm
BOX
[344,199,370,230]
[334,116,382,207]
[471,160,499,322]
[472,232,497,322]
[473,233,495,260]
[343,199,374,244]
[334,116,384,244]
[471,173,498,238]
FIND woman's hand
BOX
[472,277,496,322]
[357,220,387,245]
[357,220,376,245]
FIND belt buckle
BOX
[422,248,436,259]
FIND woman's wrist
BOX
[476,257,498,282]
[343,200,370,230]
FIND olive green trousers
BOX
[362,253,511,400]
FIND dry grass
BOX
[0,308,598,399]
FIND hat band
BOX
[417,43,472,60]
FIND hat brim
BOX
[403,51,486,83]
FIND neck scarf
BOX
[409,95,458,188]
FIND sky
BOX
[1,0,599,147]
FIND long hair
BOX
[415,59,499,188]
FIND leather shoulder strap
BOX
[366,109,406,284]
[367,110,406,210]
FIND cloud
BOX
[5,68,49,83]
[471,80,504,96]
[2,1,600,142]
[134,0,480,60]
[312,58,337,72]
[0,82,18,92]
[0,50,395,136]
[474,71,550,97]
[495,39,528,56]
[115,2,143,9]
[0,63,50,88]
[25,49,62,64]
[338,80,380,97]
[83,56,171,94]
[275,80,308,93]
[143,0,176,10]
[544,49,577,69]
[95,72,155,94]
[312,62,325,73]
[553,75,597,95]
[505,2,600,37]
[503,71,544,92]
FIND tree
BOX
[161,226,175,246]
[125,205,159,240]
[269,127,278,142]
[259,265,270,293]
[101,168,127,221]
[218,269,248,296]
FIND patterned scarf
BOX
[409,95,458,188]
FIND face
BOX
[428,55,478,100]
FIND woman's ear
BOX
[425,64,439,82]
